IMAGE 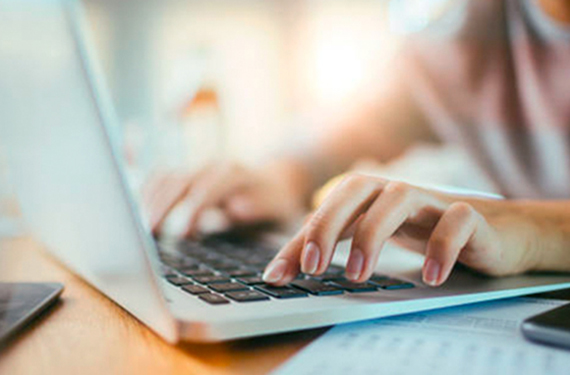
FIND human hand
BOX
[263,174,540,287]
[143,162,306,237]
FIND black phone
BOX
[521,303,570,349]
[0,282,63,344]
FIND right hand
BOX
[143,162,306,237]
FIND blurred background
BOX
[83,0,401,171]
[0,0,494,238]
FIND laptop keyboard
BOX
[158,239,415,305]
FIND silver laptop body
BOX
[2,0,570,343]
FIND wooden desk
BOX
[0,238,326,375]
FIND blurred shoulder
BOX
[389,0,505,39]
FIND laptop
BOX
[2,0,570,343]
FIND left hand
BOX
[262,174,540,287]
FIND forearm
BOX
[259,158,317,209]
[264,86,438,208]
[311,85,436,182]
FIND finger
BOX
[262,229,305,285]
[144,173,178,219]
[148,176,184,222]
[149,167,213,232]
[182,164,248,237]
[349,182,445,282]
[423,202,481,286]
[301,174,385,275]
[142,172,170,210]
[149,175,192,233]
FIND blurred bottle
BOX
[180,83,225,171]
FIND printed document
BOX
[273,297,570,375]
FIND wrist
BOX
[530,224,570,273]
[510,201,570,273]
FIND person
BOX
[145,0,570,288]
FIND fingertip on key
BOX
[423,258,441,287]
[301,242,320,275]
[263,258,289,284]
[345,248,365,281]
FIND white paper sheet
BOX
[273,298,570,375]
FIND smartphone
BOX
[0,282,63,344]
[521,303,570,349]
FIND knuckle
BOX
[340,173,369,188]
[385,181,411,197]
[449,202,475,217]
[338,173,385,195]
[305,211,331,241]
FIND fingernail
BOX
[346,249,364,281]
[423,258,441,286]
[263,259,289,283]
[301,242,320,274]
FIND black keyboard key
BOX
[192,275,231,285]
[312,274,344,282]
[176,262,200,271]
[227,249,253,261]
[165,275,193,286]
[308,265,343,280]
[330,279,378,293]
[316,266,346,280]
[199,293,230,305]
[161,266,177,277]
[324,265,345,274]
[208,282,249,293]
[235,276,265,285]
[226,269,258,278]
[207,261,241,271]
[201,252,225,262]
[246,262,273,270]
[178,257,202,268]
[369,274,391,283]
[291,279,343,296]
[180,269,215,277]
[225,290,270,302]
[160,258,182,269]
[179,244,208,257]
[255,284,308,299]
[383,281,415,290]
[160,252,177,259]
[369,277,415,290]
[181,284,210,295]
